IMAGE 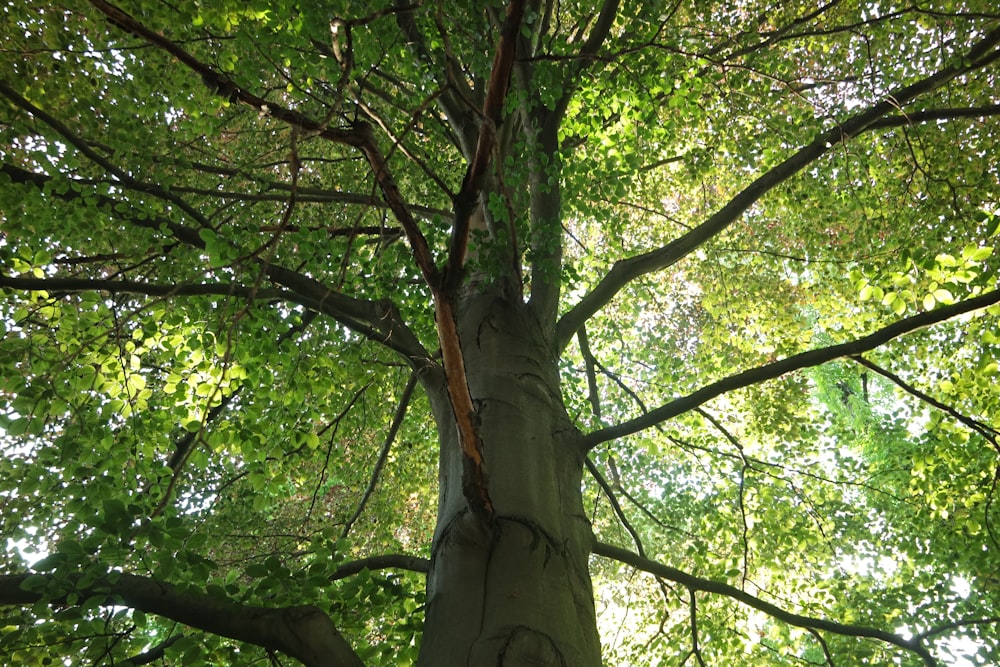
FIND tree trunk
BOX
[417,293,601,666]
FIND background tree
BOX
[1,1,999,665]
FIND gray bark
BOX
[418,293,601,666]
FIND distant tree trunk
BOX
[418,293,601,666]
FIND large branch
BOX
[584,289,1000,448]
[3,160,431,365]
[444,0,526,289]
[0,272,429,366]
[547,0,622,133]
[555,26,1000,352]
[592,541,937,666]
[0,572,363,667]
[0,276,286,300]
[393,1,479,159]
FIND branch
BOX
[330,553,430,581]
[578,326,602,420]
[687,589,707,667]
[122,634,184,666]
[1,162,203,248]
[585,456,646,556]
[87,0,442,291]
[444,0,527,290]
[84,0,496,516]
[584,289,1000,448]
[592,541,938,666]
[0,572,364,667]
[547,0,622,132]
[0,81,211,231]
[394,0,480,158]
[87,0,365,150]
[850,355,1000,452]
[0,271,430,366]
[0,276,286,301]
[341,372,419,538]
[555,26,1000,352]
[871,103,1000,129]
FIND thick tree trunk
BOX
[417,293,601,666]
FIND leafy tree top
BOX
[1,1,999,665]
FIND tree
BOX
[1,0,999,664]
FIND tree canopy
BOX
[1,1,999,665]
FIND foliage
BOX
[2,0,1000,665]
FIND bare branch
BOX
[584,289,1000,448]
[555,26,1000,352]
[0,572,364,667]
[592,541,938,666]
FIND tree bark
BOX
[0,573,363,667]
[418,293,601,666]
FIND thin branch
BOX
[394,0,480,158]
[341,372,419,538]
[577,325,602,421]
[592,541,938,666]
[0,572,364,667]
[547,0,622,132]
[122,634,184,666]
[585,289,1000,448]
[849,355,1000,453]
[914,616,1000,642]
[698,408,752,587]
[165,182,450,221]
[806,627,835,667]
[585,456,646,556]
[0,276,283,301]
[88,0,367,150]
[688,589,707,667]
[0,271,430,366]
[871,104,1000,128]
[1,162,202,248]
[309,383,374,521]
[555,26,1000,352]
